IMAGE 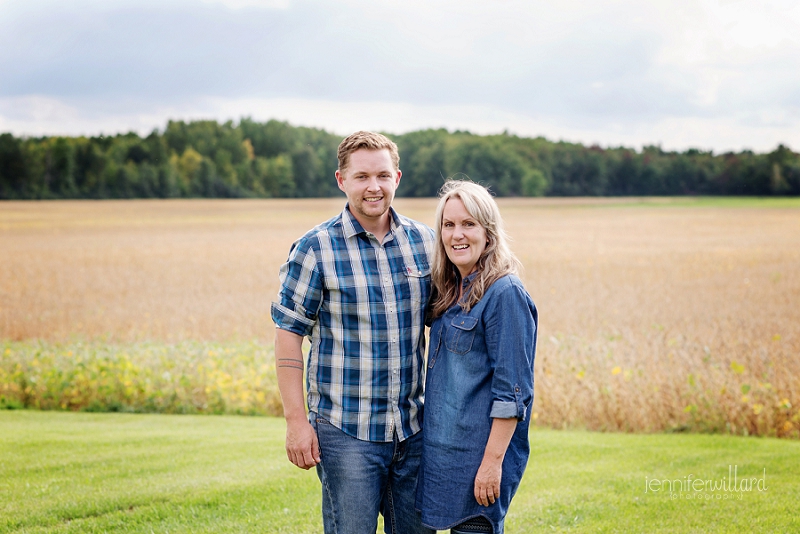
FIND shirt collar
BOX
[461,270,480,287]
[341,204,407,239]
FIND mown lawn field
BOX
[2,410,799,533]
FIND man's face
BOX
[336,148,401,225]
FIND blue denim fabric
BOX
[312,413,434,534]
[417,274,537,534]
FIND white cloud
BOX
[198,0,290,8]
[3,94,796,153]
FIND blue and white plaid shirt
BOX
[271,205,434,442]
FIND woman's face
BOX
[441,197,488,278]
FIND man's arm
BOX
[275,327,320,470]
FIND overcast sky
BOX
[1,0,798,152]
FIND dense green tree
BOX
[521,168,548,197]
[547,144,607,196]
[606,149,641,196]
[0,133,26,199]
[395,129,450,197]
[20,140,48,199]
[49,138,79,198]
[1,119,798,200]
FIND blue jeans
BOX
[311,413,434,534]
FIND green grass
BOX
[2,411,799,533]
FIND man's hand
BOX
[474,457,502,506]
[275,328,320,469]
[285,416,321,469]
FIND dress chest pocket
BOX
[444,315,479,354]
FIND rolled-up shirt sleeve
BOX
[485,282,537,420]
[270,238,323,337]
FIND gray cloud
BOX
[1,0,799,150]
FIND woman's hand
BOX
[474,417,517,506]
[474,457,502,506]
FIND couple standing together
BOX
[271,131,538,534]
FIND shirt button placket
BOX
[377,245,401,438]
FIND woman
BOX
[417,180,538,534]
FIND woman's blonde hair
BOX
[430,180,522,318]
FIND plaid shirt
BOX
[271,205,434,442]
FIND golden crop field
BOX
[1,198,799,436]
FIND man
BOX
[271,131,434,534]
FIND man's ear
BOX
[335,170,345,192]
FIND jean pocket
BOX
[315,414,333,426]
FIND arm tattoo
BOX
[277,358,304,370]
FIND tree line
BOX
[1,118,799,199]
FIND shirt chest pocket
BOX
[404,267,431,306]
[444,315,479,354]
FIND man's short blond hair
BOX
[337,131,400,174]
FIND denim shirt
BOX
[417,273,537,534]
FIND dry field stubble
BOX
[1,198,799,436]
[0,199,341,342]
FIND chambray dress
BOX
[417,274,537,534]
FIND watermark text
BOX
[644,465,767,501]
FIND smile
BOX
[452,244,469,250]
[364,197,383,202]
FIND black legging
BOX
[451,516,493,533]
